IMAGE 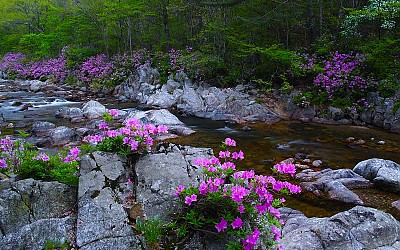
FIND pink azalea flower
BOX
[174,185,185,196]
[224,138,236,147]
[184,194,197,206]
[271,225,281,241]
[231,217,243,229]
[109,109,119,117]
[238,205,245,214]
[242,228,260,250]
[273,163,297,177]
[215,217,227,232]
[232,150,244,160]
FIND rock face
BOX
[296,168,372,204]
[82,100,107,119]
[136,143,213,221]
[280,206,400,250]
[353,158,400,193]
[0,178,76,249]
[77,152,143,249]
[360,92,400,132]
[124,109,196,135]
[114,68,280,123]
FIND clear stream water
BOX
[1,80,400,219]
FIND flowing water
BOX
[1,80,400,218]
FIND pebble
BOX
[312,160,323,167]
[302,159,312,164]
[346,137,355,142]
[352,139,365,145]
[377,140,385,145]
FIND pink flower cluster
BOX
[84,113,168,154]
[175,138,301,249]
[32,153,50,161]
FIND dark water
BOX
[1,80,400,218]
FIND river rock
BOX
[30,121,56,137]
[280,206,400,249]
[48,126,77,146]
[55,107,84,120]
[296,168,372,204]
[353,158,400,193]
[392,200,400,213]
[136,144,213,221]
[27,80,47,92]
[124,109,196,135]
[82,100,107,119]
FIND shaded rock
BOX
[79,237,143,250]
[55,107,84,120]
[296,168,372,204]
[353,158,400,193]
[0,217,75,250]
[30,121,56,137]
[48,126,77,146]
[0,178,76,236]
[328,106,345,120]
[82,100,107,119]
[136,144,213,221]
[281,206,400,250]
[392,200,400,212]
[312,160,322,167]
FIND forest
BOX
[0,0,399,108]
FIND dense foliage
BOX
[0,0,398,88]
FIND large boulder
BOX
[77,152,143,249]
[296,168,372,204]
[353,158,400,193]
[280,206,400,249]
[0,178,76,249]
[135,144,213,221]
[82,100,107,119]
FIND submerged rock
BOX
[280,206,400,249]
[354,158,400,193]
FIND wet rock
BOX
[55,107,84,120]
[296,168,372,204]
[328,106,345,120]
[30,121,56,137]
[352,139,366,145]
[280,206,400,249]
[346,137,355,142]
[378,140,386,145]
[353,158,400,193]
[392,200,400,212]
[48,126,77,146]
[312,160,322,167]
[136,144,212,221]
[125,109,196,136]
[18,103,33,111]
[82,100,107,119]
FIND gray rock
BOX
[312,160,322,167]
[78,170,105,198]
[0,179,76,236]
[55,107,84,120]
[30,121,56,137]
[28,80,47,92]
[281,206,400,250]
[136,144,213,221]
[79,236,144,250]
[328,106,345,120]
[76,188,135,247]
[124,109,196,136]
[0,217,75,250]
[93,151,125,181]
[82,100,107,119]
[296,168,372,204]
[392,200,400,212]
[354,158,400,193]
[48,126,77,146]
